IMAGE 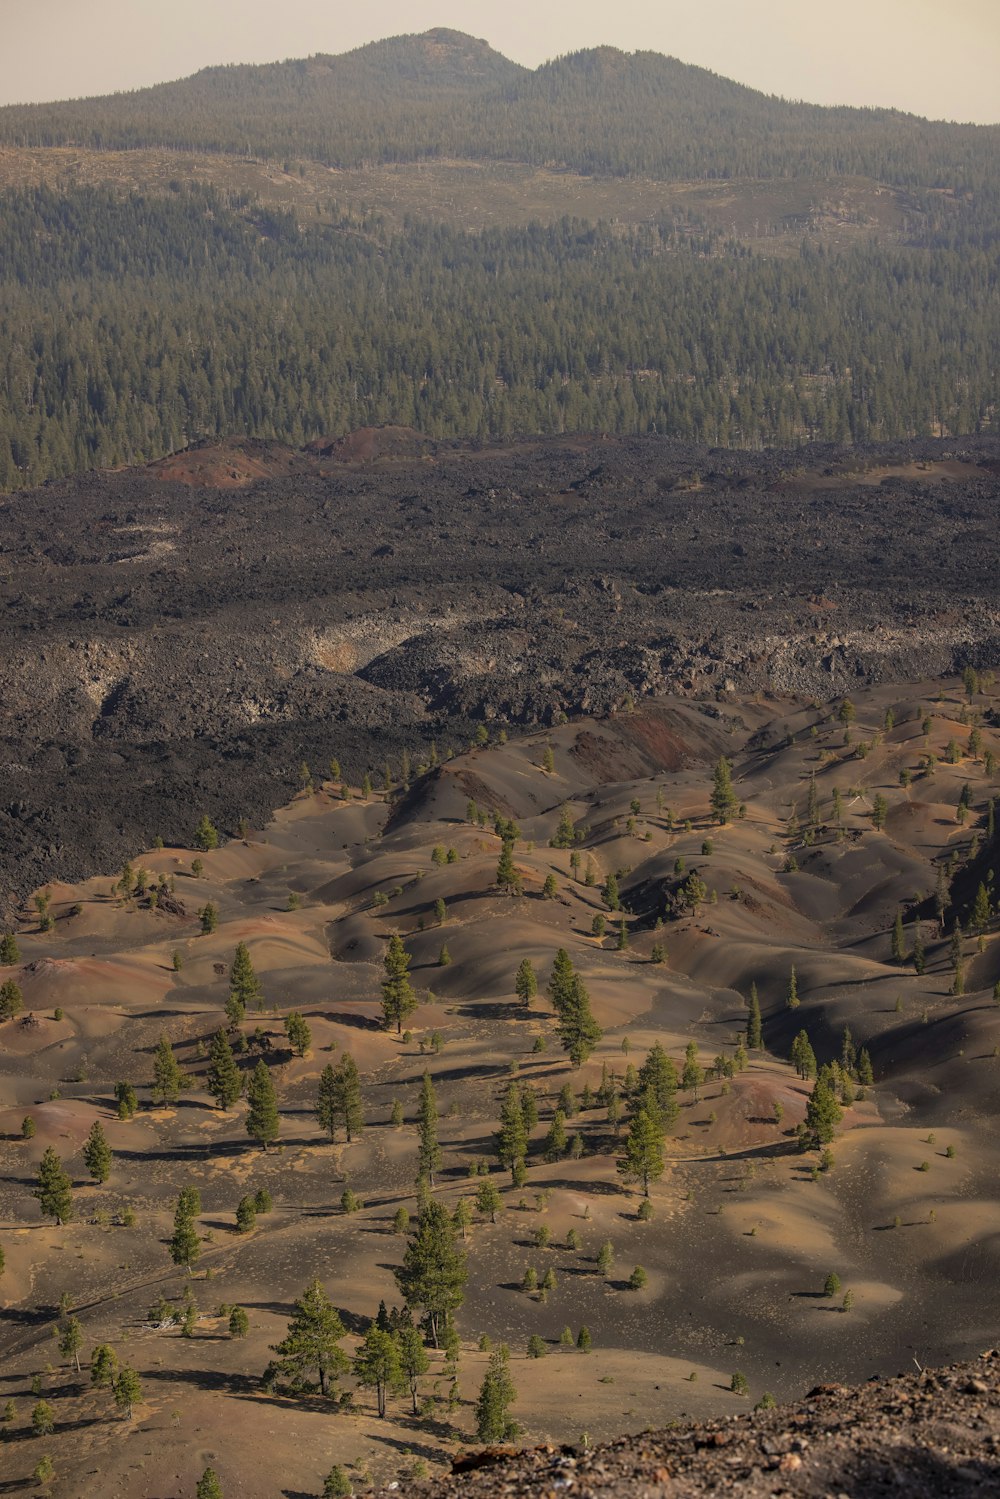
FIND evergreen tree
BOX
[114,1365,142,1419]
[34,1147,73,1225]
[912,923,926,975]
[636,1042,679,1128]
[0,979,23,1020]
[169,1187,201,1274]
[416,1071,442,1185]
[353,1323,403,1418]
[803,1075,843,1148]
[236,1195,257,1233]
[0,931,20,965]
[617,1107,664,1195]
[476,1342,518,1441]
[90,1343,119,1388]
[857,1047,874,1086]
[602,872,621,911]
[396,1320,430,1415]
[972,882,992,935]
[206,1028,242,1110]
[114,1085,137,1121]
[245,1059,280,1149]
[381,933,417,1033]
[394,1197,468,1348]
[270,1279,348,1396]
[495,1080,529,1179]
[710,756,738,824]
[58,1316,83,1373]
[515,957,537,1007]
[82,1120,112,1184]
[557,974,602,1067]
[786,966,799,1009]
[193,815,219,851]
[495,840,523,894]
[320,1052,363,1142]
[199,902,219,935]
[547,948,576,1016]
[284,1011,311,1057]
[196,1471,224,1499]
[151,1035,185,1106]
[790,1029,817,1079]
[476,1175,503,1223]
[681,1040,704,1100]
[229,941,262,1017]
[545,1109,568,1161]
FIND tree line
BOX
[0,184,997,491]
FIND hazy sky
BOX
[2,0,998,123]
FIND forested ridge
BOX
[1,29,997,187]
[0,182,997,489]
[0,27,997,489]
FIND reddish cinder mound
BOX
[146,437,302,487]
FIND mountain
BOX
[1,29,997,186]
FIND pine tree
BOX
[34,1147,73,1225]
[681,1040,704,1100]
[637,1042,679,1129]
[912,923,926,975]
[394,1197,468,1348]
[206,1028,242,1110]
[786,966,799,1009]
[496,1080,529,1179]
[0,931,20,965]
[476,1342,518,1441]
[284,1011,311,1057]
[82,1120,112,1184]
[550,804,574,847]
[476,1175,503,1223]
[545,1110,568,1161]
[557,975,602,1067]
[114,1366,142,1419]
[151,1035,185,1107]
[602,872,621,911]
[229,941,262,1017]
[115,1082,138,1122]
[193,815,219,851]
[0,979,23,1020]
[547,948,576,1016]
[416,1071,442,1185]
[245,1059,280,1149]
[396,1320,430,1416]
[617,1107,664,1195]
[322,1052,363,1142]
[196,1470,224,1499]
[495,840,522,894]
[746,983,763,1049]
[803,1075,843,1148]
[353,1323,403,1418]
[514,957,537,1007]
[270,1279,348,1396]
[316,1062,338,1141]
[381,933,417,1033]
[58,1316,83,1373]
[90,1343,118,1388]
[790,1029,817,1079]
[857,1047,874,1086]
[710,756,738,824]
[169,1187,201,1274]
[972,882,992,935]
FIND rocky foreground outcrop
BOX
[393,1352,1000,1496]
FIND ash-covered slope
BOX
[1,432,999,905]
[393,1351,1000,1497]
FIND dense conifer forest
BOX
[0,29,996,488]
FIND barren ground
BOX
[1,676,999,1495]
